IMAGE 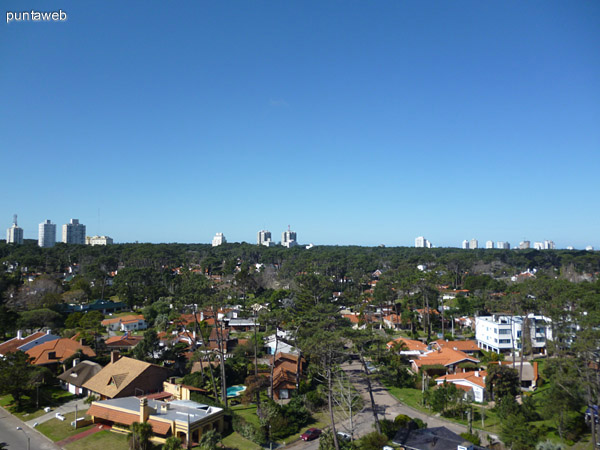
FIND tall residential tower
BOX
[62,219,86,244]
[6,215,24,244]
[38,220,56,248]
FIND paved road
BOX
[286,360,472,449]
[0,407,59,450]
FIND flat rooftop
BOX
[96,396,223,424]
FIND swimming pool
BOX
[226,385,246,397]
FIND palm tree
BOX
[162,436,182,450]
[128,421,153,450]
[198,429,221,450]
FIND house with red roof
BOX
[25,337,96,366]
[436,370,487,402]
[0,330,60,357]
[411,347,479,374]
[386,337,428,356]
[101,315,147,332]
[431,339,480,356]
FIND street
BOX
[286,360,470,449]
[0,407,59,450]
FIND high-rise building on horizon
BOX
[497,241,511,250]
[544,240,555,250]
[415,236,432,248]
[38,220,56,248]
[257,230,273,247]
[212,232,226,247]
[519,240,531,250]
[282,227,297,248]
[62,219,86,245]
[469,238,478,249]
[486,240,494,249]
[6,214,24,245]
[462,239,469,249]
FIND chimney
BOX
[17,330,23,340]
[73,358,80,368]
[140,397,149,422]
[111,351,121,364]
[46,329,51,335]
[475,371,479,377]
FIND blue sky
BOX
[1,1,599,248]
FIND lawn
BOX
[64,430,129,450]
[231,404,261,427]
[220,432,263,450]
[36,410,92,442]
[0,385,77,421]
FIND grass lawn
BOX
[220,432,263,450]
[36,410,92,442]
[0,386,77,421]
[231,404,261,427]
[64,430,129,450]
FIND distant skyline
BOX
[2,1,599,248]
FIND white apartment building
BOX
[519,240,531,249]
[462,240,469,249]
[469,238,478,249]
[485,240,494,249]
[475,314,553,355]
[212,232,226,247]
[415,236,432,248]
[544,240,555,250]
[86,235,113,246]
[257,230,273,247]
[6,215,23,244]
[497,241,511,249]
[62,219,86,244]
[281,229,297,248]
[38,220,56,248]
[534,242,544,250]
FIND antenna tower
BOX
[13,214,17,226]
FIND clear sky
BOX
[1,1,599,248]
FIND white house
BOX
[436,370,487,403]
[101,315,147,332]
[475,314,552,354]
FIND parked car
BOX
[337,431,351,441]
[301,428,322,441]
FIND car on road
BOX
[337,431,351,441]
[301,428,322,441]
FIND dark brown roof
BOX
[58,360,103,387]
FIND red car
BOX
[301,428,322,441]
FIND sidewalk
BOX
[55,424,110,447]
[26,397,88,427]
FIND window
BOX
[499,339,511,344]
[517,331,522,338]
[498,329,510,335]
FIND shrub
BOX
[460,432,481,446]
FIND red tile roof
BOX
[436,370,487,389]
[101,315,144,326]
[413,347,479,369]
[87,404,138,426]
[387,337,427,352]
[432,339,479,353]
[148,419,171,435]
[0,332,46,355]
[25,338,96,365]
